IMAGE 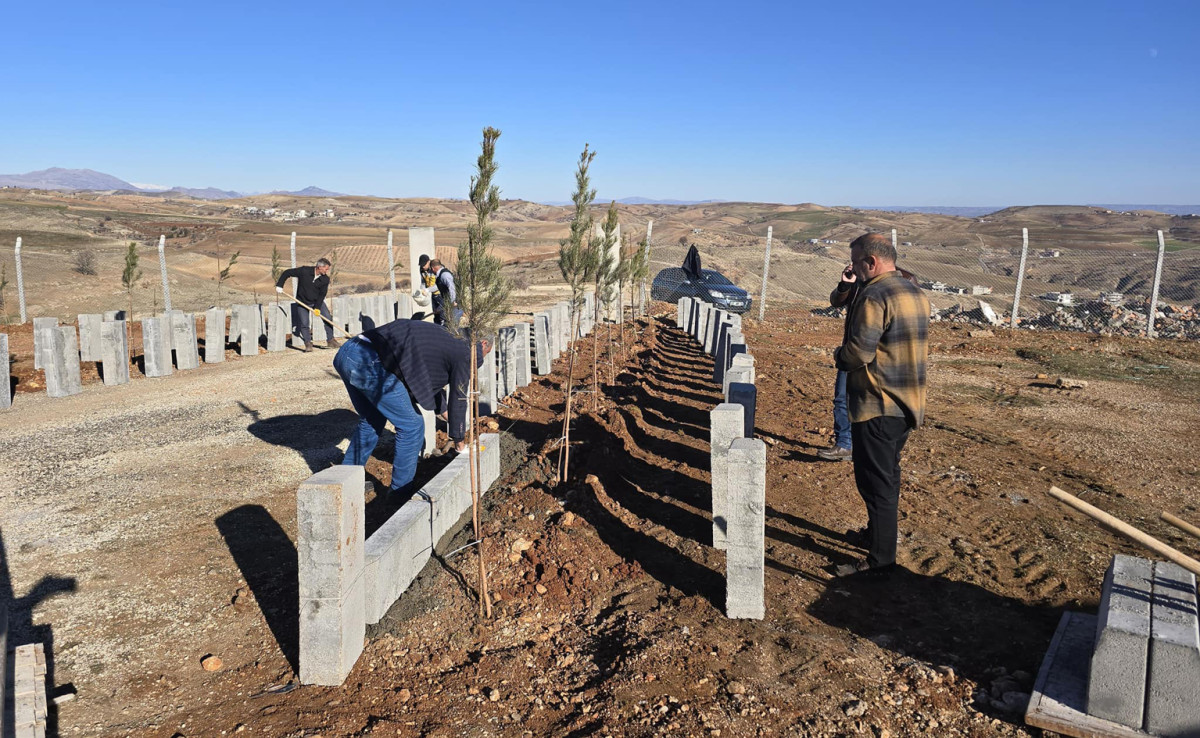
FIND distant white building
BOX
[1039,250,1061,258]
[1100,292,1124,306]
[971,285,993,295]
[1040,292,1075,306]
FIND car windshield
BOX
[703,271,733,286]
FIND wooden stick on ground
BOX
[1048,486,1200,578]
[1162,511,1200,541]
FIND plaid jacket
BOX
[834,271,929,427]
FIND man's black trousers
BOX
[850,416,912,568]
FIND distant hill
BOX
[1090,204,1200,216]
[0,167,137,191]
[270,186,346,197]
[160,186,244,200]
[858,206,1004,218]
[618,197,725,206]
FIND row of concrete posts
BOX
[676,297,766,621]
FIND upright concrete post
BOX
[728,383,757,438]
[289,231,298,296]
[533,313,551,375]
[1087,554,1151,729]
[478,346,497,416]
[14,237,27,324]
[514,321,532,387]
[757,226,772,321]
[78,314,103,362]
[640,220,653,316]
[142,316,174,377]
[298,465,366,686]
[1144,559,1200,736]
[710,403,745,550]
[725,438,766,620]
[396,292,413,321]
[421,408,436,458]
[547,307,562,358]
[386,229,398,309]
[100,320,129,386]
[1011,228,1029,329]
[704,309,725,355]
[204,308,226,363]
[496,325,518,400]
[32,317,58,370]
[725,353,756,397]
[892,228,897,250]
[332,295,348,332]
[156,234,172,313]
[234,305,257,357]
[1147,230,1166,339]
[266,302,292,352]
[408,227,435,297]
[45,326,82,398]
[347,296,363,335]
[171,312,200,370]
[0,333,10,409]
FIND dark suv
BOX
[650,267,753,314]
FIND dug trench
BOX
[114,308,1200,736]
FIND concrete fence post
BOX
[725,438,767,620]
[1146,230,1166,338]
[640,220,653,316]
[100,320,130,385]
[386,229,398,313]
[14,237,27,324]
[1010,228,1029,329]
[892,228,897,250]
[290,231,298,296]
[757,226,772,321]
[710,403,745,550]
[157,235,172,313]
[1,333,10,409]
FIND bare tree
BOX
[73,249,98,276]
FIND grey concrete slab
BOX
[103,310,125,321]
[724,366,753,403]
[422,454,471,545]
[161,310,184,351]
[204,308,226,363]
[233,305,258,357]
[1145,560,1200,737]
[478,346,497,416]
[363,499,433,624]
[397,293,413,321]
[514,322,532,387]
[77,313,103,361]
[728,383,757,438]
[421,408,436,457]
[100,320,129,386]
[298,465,365,686]
[347,296,364,335]
[496,326,518,400]
[1,333,10,409]
[266,302,292,352]
[42,326,82,398]
[724,354,756,396]
[725,438,766,620]
[141,317,174,378]
[547,305,563,358]
[710,403,745,551]
[1087,554,1152,729]
[32,317,58,370]
[171,312,200,370]
[704,309,724,355]
[713,317,733,384]
[533,313,551,375]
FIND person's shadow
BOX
[2,527,78,735]
[239,402,359,473]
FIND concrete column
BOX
[713,317,733,383]
[396,293,413,321]
[724,354,756,397]
[227,308,239,344]
[332,295,348,333]
[142,316,174,377]
[266,302,292,352]
[710,403,745,551]
[1087,554,1151,729]
[103,310,125,321]
[156,234,172,313]
[171,312,200,370]
[408,227,435,299]
[77,314,103,361]
[496,326,518,400]
[32,317,59,370]
[478,346,497,416]
[421,409,436,458]
[347,296,364,335]
[1,333,10,409]
[379,294,393,325]
[14,236,27,323]
[758,226,772,321]
[1011,228,1029,329]
[725,366,753,403]
[546,308,562,358]
[204,308,226,364]
[234,305,257,357]
[728,383,757,438]
[704,309,725,355]
[1147,230,1167,339]
[298,465,366,686]
[725,438,766,620]
[533,313,551,375]
[100,320,129,386]
[514,321,532,387]
[43,325,82,398]
[1144,559,1200,736]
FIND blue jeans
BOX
[833,370,852,450]
[333,338,425,495]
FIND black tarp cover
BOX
[682,245,702,281]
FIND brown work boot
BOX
[327,337,341,349]
[304,340,313,353]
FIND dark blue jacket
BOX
[362,319,473,440]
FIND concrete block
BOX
[77,313,103,361]
[533,313,551,375]
[725,438,766,620]
[227,307,239,343]
[171,312,200,370]
[332,295,348,331]
[496,326,518,399]
[514,321,532,387]
[689,300,701,339]
[234,305,258,357]
[43,326,82,398]
[103,310,125,321]
[348,296,364,335]
[1,333,10,409]
[297,465,365,686]
[204,308,226,363]
[161,310,184,350]
[710,403,745,551]
[141,316,174,378]
[713,317,733,384]
[547,305,563,357]
[266,301,292,352]
[100,320,129,386]
[704,309,724,354]
[724,366,753,403]
[422,454,471,544]
[728,383,757,438]
[478,346,497,416]
[677,298,686,327]
[421,407,436,457]
[725,353,756,396]
[1087,553,1152,728]
[363,499,433,624]
[1145,560,1200,737]
[397,293,413,321]
[32,317,58,370]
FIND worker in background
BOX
[427,258,461,327]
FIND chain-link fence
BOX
[643,224,1200,341]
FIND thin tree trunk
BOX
[592,301,600,412]
[558,310,578,482]
[467,343,493,618]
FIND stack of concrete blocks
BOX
[9,642,48,737]
[31,317,58,370]
[514,322,532,388]
[204,308,226,363]
[171,312,201,370]
[1,333,10,409]
[38,323,83,398]
[496,325,519,400]
[232,305,258,357]
[266,302,293,352]
[533,312,552,375]
[1086,554,1200,736]
[301,436,502,686]
[141,316,174,378]
[78,313,103,362]
[722,438,767,620]
[100,320,130,386]
[710,403,745,551]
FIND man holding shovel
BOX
[276,257,338,352]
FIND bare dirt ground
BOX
[3,305,1200,737]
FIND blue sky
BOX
[2,0,1197,205]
